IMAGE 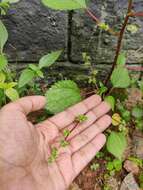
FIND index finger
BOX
[48,95,102,129]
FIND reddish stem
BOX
[104,0,133,86]
[86,9,118,36]
[65,122,79,140]
[126,66,143,71]
[86,8,100,24]
[130,11,143,17]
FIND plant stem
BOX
[86,9,119,36]
[86,8,100,24]
[106,87,114,97]
[104,0,133,86]
[65,122,79,141]
[126,66,143,71]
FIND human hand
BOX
[0,95,111,190]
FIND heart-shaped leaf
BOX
[107,132,127,160]
[45,80,82,114]
[111,66,130,88]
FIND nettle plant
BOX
[41,0,143,162]
[0,0,143,162]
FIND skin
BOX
[0,95,111,190]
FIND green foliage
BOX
[0,20,8,53]
[128,157,143,167]
[1,0,20,3]
[105,96,115,111]
[97,82,108,96]
[117,53,126,66]
[121,110,131,122]
[18,51,62,88]
[82,52,91,66]
[107,132,127,160]
[28,64,44,78]
[111,66,130,88]
[138,81,143,92]
[0,54,7,71]
[127,24,139,34]
[48,147,58,163]
[18,69,35,88]
[90,163,100,171]
[5,88,19,101]
[98,23,109,31]
[39,50,62,69]
[139,173,143,188]
[45,80,82,114]
[106,159,122,173]
[75,114,88,123]
[132,106,143,119]
[95,152,104,159]
[0,72,6,82]
[112,159,122,171]
[103,185,111,190]
[0,0,20,15]
[135,119,143,130]
[63,129,70,138]
[42,0,87,10]
[60,139,69,147]
[0,81,19,101]
[106,161,114,171]
[0,82,17,89]
[88,69,98,85]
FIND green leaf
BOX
[45,80,82,114]
[138,81,143,92]
[0,72,6,82]
[113,159,122,171]
[42,0,86,10]
[132,106,143,119]
[6,82,17,89]
[111,66,130,88]
[5,88,19,101]
[0,82,7,89]
[18,69,35,88]
[0,82,17,89]
[28,64,44,78]
[39,50,62,69]
[0,54,8,71]
[107,132,127,160]
[106,162,114,171]
[0,20,8,53]
[117,53,126,66]
[1,0,20,3]
[105,96,115,111]
[127,24,139,34]
[97,82,108,96]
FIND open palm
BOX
[0,95,111,190]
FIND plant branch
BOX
[104,0,133,86]
[86,9,119,36]
[65,122,79,141]
[126,66,143,71]
[129,11,143,17]
[86,8,100,24]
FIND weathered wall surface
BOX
[2,0,143,81]
[3,0,68,61]
[71,0,143,63]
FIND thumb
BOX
[10,96,46,115]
